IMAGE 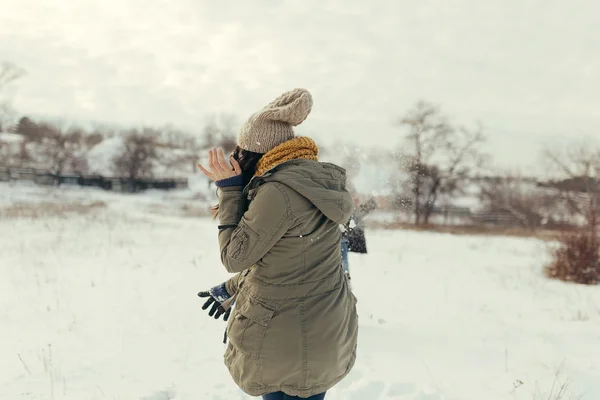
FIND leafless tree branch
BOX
[395,101,487,224]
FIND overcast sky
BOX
[1,0,599,173]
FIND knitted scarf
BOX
[255,136,319,177]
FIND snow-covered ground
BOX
[1,183,599,400]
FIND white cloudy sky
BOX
[1,0,599,172]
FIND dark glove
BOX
[197,282,232,321]
[359,197,378,214]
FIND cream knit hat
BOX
[238,88,313,154]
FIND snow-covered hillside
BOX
[86,136,125,176]
[1,183,599,400]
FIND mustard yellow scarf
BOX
[255,136,319,177]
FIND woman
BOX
[196,88,358,399]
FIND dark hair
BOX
[211,146,264,219]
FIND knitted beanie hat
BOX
[238,88,313,154]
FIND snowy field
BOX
[1,183,599,400]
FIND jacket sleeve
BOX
[217,183,293,273]
[354,197,377,219]
[225,273,243,296]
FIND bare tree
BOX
[218,135,237,154]
[15,116,36,135]
[195,114,238,189]
[84,132,104,149]
[15,116,48,142]
[89,122,119,139]
[162,128,203,173]
[217,113,238,153]
[477,174,562,230]
[4,117,101,172]
[202,113,238,152]
[112,128,160,179]
[543,143,600,284]
[202,120,219,150]
[130,117,237,178]
[33,122,89,178]
[543,144,600,229]
[396,101,486,224]
[13,141,33,167]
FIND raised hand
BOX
[197,148,241,182]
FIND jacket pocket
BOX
[229,221,259,262]
[230,230,248,260]
[228,295,275,358]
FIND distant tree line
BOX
[1,61,237,181]
[2,60,598,234]
[2,60,599,284]
[1,116,237,181]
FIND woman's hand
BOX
[197,148,241,182]
[198,291,231,321]
[198,282,233,321]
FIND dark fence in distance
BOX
[368,203,575,230]
[0,166,187,192]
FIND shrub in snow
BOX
[112,129,160,179]
[545,229,600,285]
